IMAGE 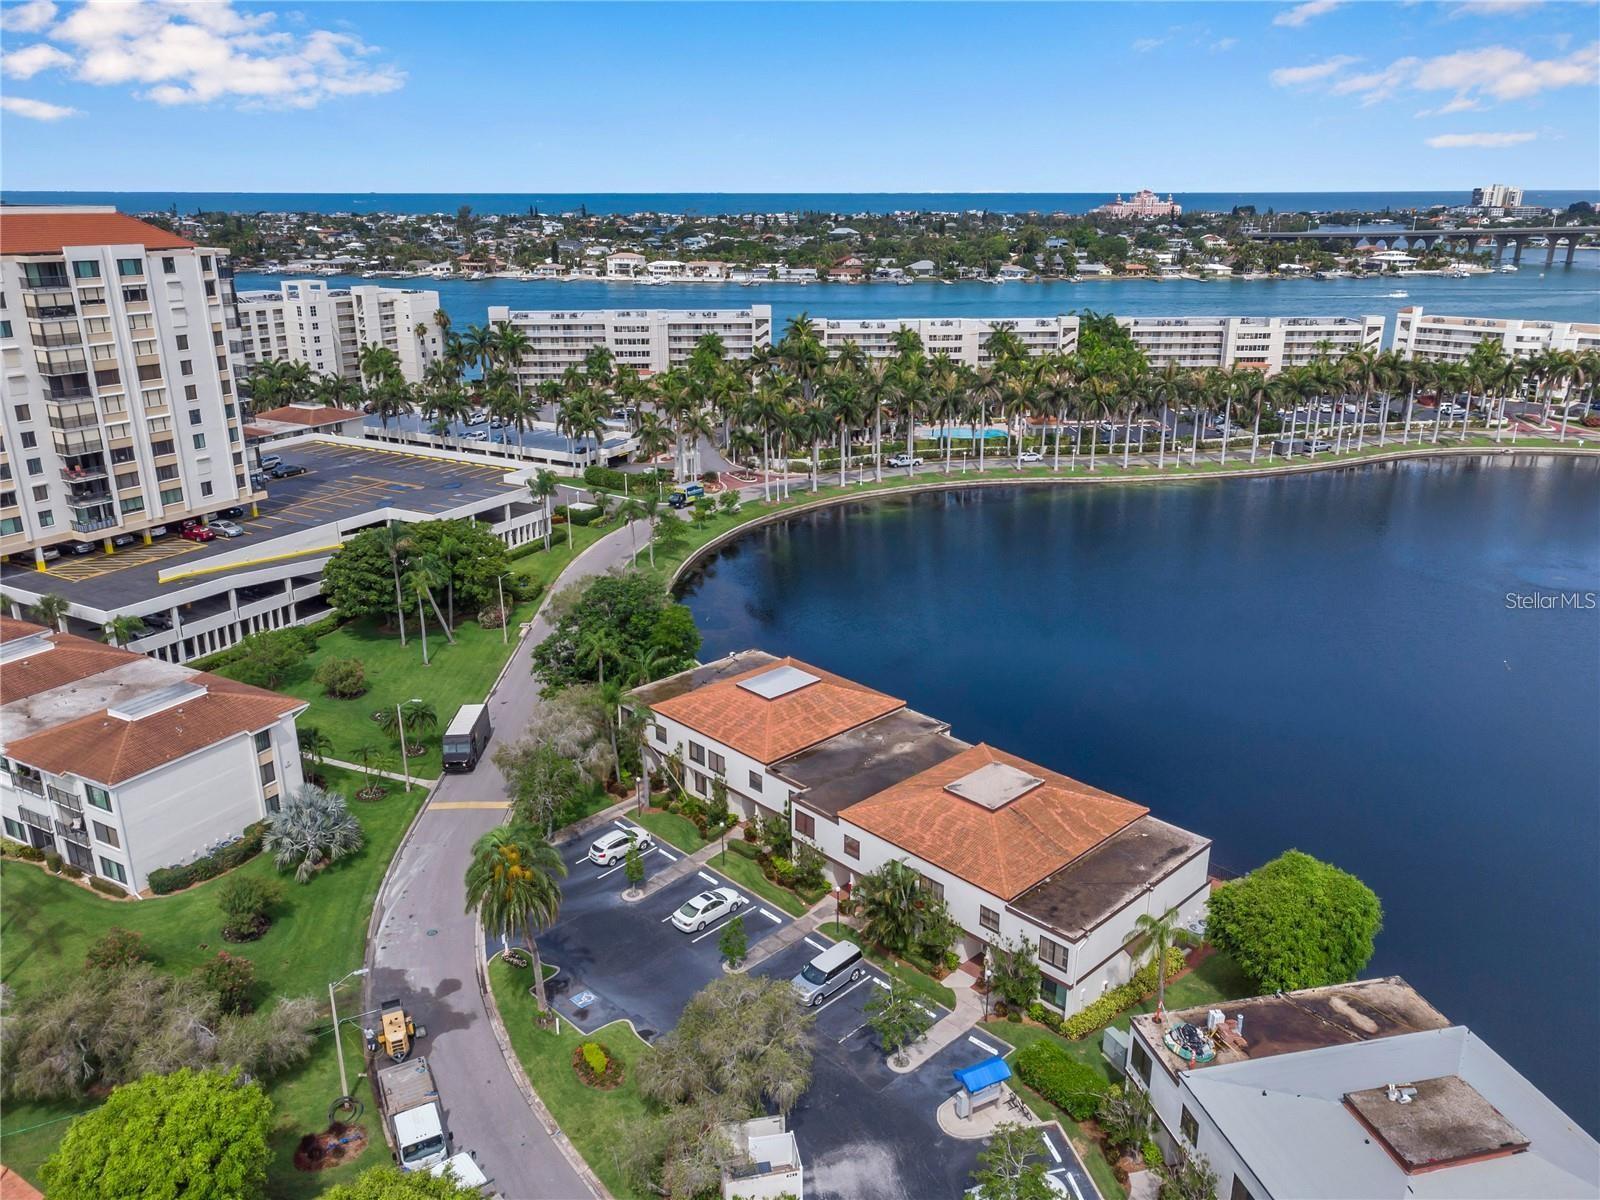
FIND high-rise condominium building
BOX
[1470,184,1524,209]
[812,316,1079,366]
[1117,315,1385,373]
[0,207,256,567]
[234,280,446,385]
[485,305,772,383]
[1392,306,1600,364]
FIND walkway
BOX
[365,518,646,1200]
[893,971,987,1074]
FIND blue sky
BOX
[1,0,1596,191]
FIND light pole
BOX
[396,697,422,793]
[496,572,510,645]
[328,967,368,1099]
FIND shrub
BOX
[572,1040,622,1088]
[17,844,46,862]
[582,465,628,492]
[555,504,599,527]
[1058,949,1186,1039]
[198,952,257,1015]
[218,875,284,941]
[62,863,83,879]
[582,1042,608,1075]
[44,850,62,873]
[1013,1041,1111,1120]
[84,927,149,970]
[314,657,369,699]
[147,823,267,895]
[1143,1140,1164,1169]
[89,875,127,897]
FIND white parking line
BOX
[1041,1133,1061,1165]
[803,936,827,952]
[757,908,781,924]
[813,974,872,1013]
[612,818,629,829]
[871,977,891,990]
[838,1021,869,1045]
[654,847,677,862]
[689,906,750,943]
[916,1002,938,1018]
[596,861,626,879]
[696,870,717,884]
[967,1035,1000,1054]
[1066,1173,1084,1200]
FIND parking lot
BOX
[529,820,1099,1200]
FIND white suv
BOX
[588,827,654,866]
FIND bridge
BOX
[1245,227,1591,268]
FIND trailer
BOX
[376,1057,450,1171]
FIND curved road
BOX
[365,518,647,1198]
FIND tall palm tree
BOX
[494,322,532,395]
[370,522,413,645]
[463,825,567,1011]
[529,469,559,551]
[102,614,147,647]
[29,592,70,632]
[1131,907,1199,1017]
[462,323,498,385]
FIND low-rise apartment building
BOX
[485,305,773,383]
[812,316,1079,366]
[234,280,445,385]
[0,614,305,893]
[1117,315,1385,373]
[633,652,1211,1016]
[1392,305,1600,364]
[1125,979,1599,1199]
[1,207,258,567]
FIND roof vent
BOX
[737,665,820,700]
[944,761,1043,810]
[108,680,206,721]
[0,631,54,665]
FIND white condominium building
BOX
[1471,184,1524,209]
[1118,314,1385,373]
[1392,306,1600,364]
[0,614,305,894]
[813,316,1080,367]
[485,305,773,382]
[0,207,257,567]
[235,280,446,385]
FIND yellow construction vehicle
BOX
[365,999,426,1063]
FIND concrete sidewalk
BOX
[891,971,988,1074]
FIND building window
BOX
[117,259,142,277]
[979,906,1000,933]
[921,875,945,902]
[653,723,666,744]
[98,856,128,884]
[1039,975,1068,1010]
[175,334,188,350]
[707,750,725,775]
[1229,1178,1255,1200]
[1179,1106,1199,1146]
[794,810,815,838]
[844,836,860,859]
[3,817,24,842]
[160,487,183,505]
[1038,935,1069,971]
[163,257,177,275]
[180,359,193,376]
[92,820,119,848]
[259,760,276,787]
[85,785,112,811]
[1131,1039,1153,1086]
[266,794,281,815]
[12,404,27,421]
[73,260,101,279]
[688,742,705,766]
[20,431,36,449]
[192,434,206,450]
[200,481,213,497]
[254,730,271,753]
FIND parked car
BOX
[141,612,173,631]
[887,453,925,468]
[211,520,245,538]
[270,463,307,478]
[670,887,745,933]
[180,524,216,542]
[147,524,171,538]
[63,541,97,555]
[790,940,864,1007]
[587,827,654,866]
[218,506,245,519]
[111,533,136,548]
[1018,450,1042,463]
[258,453,282,470]
[37,546,61,562]
[465,410,488,426]
[1436,403,1468,418]
[1304,438,1333,453]
[462,429,489,442]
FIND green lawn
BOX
[488,958,651,1200]
[709,845,812,917]
[217,608,535,782]
[0,763,425,1195]
[816,922,957,1009]
[508,520,611,593]
[636,809,707,854]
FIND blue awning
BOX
[953,1056,1011,1094]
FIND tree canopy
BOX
[41,1068,273,1200]
[322,518,509,623]
[532,571,699,691]
[322,1165,481,1199]
[1207,850,1382,992]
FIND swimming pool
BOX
[927,426,1007,439]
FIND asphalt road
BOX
[365,519,645,1200]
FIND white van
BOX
[791,940,865,1006]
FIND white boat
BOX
[1498,264,1518,273]
[1384,290,1409,298]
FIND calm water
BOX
[678,454,1600,1131]
[12,189,1595,216]
[238,261,1600,337]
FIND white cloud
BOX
[2,41,72,79]
[0,0,56,33]
[0,94,78,120]
[1270,55,1360,86]
[1274,0,1342,28]
[1415,95,1483,116]
[1132,37,1167,52]
[1450,0,1544,15]
[12,0,403,109]
[1211,37,1239,52]
[1425,130,1537,147]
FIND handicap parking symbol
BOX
[571,990,597,1009]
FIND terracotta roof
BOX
[649,656,904,764]
[0,615,47,643]
[840,743,1147,900]
[0,635,142,704]
[5,672,303,786]
[0,210,194,255]
[249,404,364,427]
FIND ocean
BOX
[7,189,1597,216]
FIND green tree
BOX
[650,602,701,667]
[1207,850,1382,992]
[1157,1151,1220,1200]
[494,740,586,836]
[28,592,70,630]
[314,657,369,698]
[987,936,1042,1012]
[1131,907,1200,1015]
[323,1165,481,1198]
[101,614,147,647]
[864,979,933,1061]
[969,1122,1056,1200]
[717,913,748,967]
[529,469,559,551]
[533,572,697,691]
[323,526,405,623]
[624,843,645,890]
[263,783,365,884]
[464,824,566,1010]
[217,875,283,940]
[40,1068,273,1200]
[226,627,313,689]
[855,859,927,956]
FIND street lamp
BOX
[396,697,422,793]
[495,572,511,645]
[328,967,368,1099]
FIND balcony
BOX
[71,514,118,535]
[48,784,83,813]
[53,819,89,848]
[13,776,46,798]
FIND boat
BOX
[1499,264,1518,273]
[1384,290,1409,298]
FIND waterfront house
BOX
[908,259,937,276]
[647,259,687,279]
[632,652,1210,1013]
[605,251,647,279]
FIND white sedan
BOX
[587,827,654,866]
[670,887,746,933]
[1018,450,1042,463]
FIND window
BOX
[1038,935,1069,971]
[707,750,725,775]
[3,817,24,841]
[98,856,127,884]
[1229,1178,1255,1200]
[748,770,762,792]
[844,836,860,859]
[653,724,666,744]
[20,431,36,449]
[979,905,1000,933]
[1039,975,1067,1010]
[1131,1040,1153,1086]
[184,385,198,402]
[188,407,202,425]
[31,485,47,502]
[688,742,705,766]
[92,820,119,847]
[73,260,101,279]
[192,434,206,450]
[117,259,142,277]
[794,810,815,838]
[1179,1106,1199,1146]
[200,481,213,497]
[12,404,28,422]
[254,730,271,753]
[920,875,945,902]
[259,760,276,787]
[38,512,54,528]
[266,794,281,815]
[160,487,183,505]
[0,320,10,338]
[85,785,112,811]
[26,458,41,476]
[180,359,193,376]
[163,257,176,275]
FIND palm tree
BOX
[462,323,498,385]
[370,523,412,645]
[494,322,532,395]
[29,593,70,631]
[529,469,559,551]
[102,614,147,647]
[855,859,927,957]
[464,825,567,1011]
[1131,907,1199,1017]
[264,783,365,884]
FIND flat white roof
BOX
[738,665,820,700]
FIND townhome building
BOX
[234,280,445,385]
[633,652,1211,1016]
[1117,315,1385,374]
[0,614,305,893]
[485,305,773,383]
[1392,305,1600,365]
[812,316,1080,366]
[1124,978,1599,1199]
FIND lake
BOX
[677,453,1600,1132]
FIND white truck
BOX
[377,1057,449,1172]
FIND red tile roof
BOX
[0,615,48,643]
[650,657,904,764]
[249,404,364,427]
[0,210,195,256]
[840,743,1147,900]
[0,635,143,704]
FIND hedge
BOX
[1013,1041,1112,1119]
[554,504,601,527]
[1028,948,1186,1040]
[187,614,342,672]
[582,465,628,492]
[147,821,267,895]
[89,876,128,898]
